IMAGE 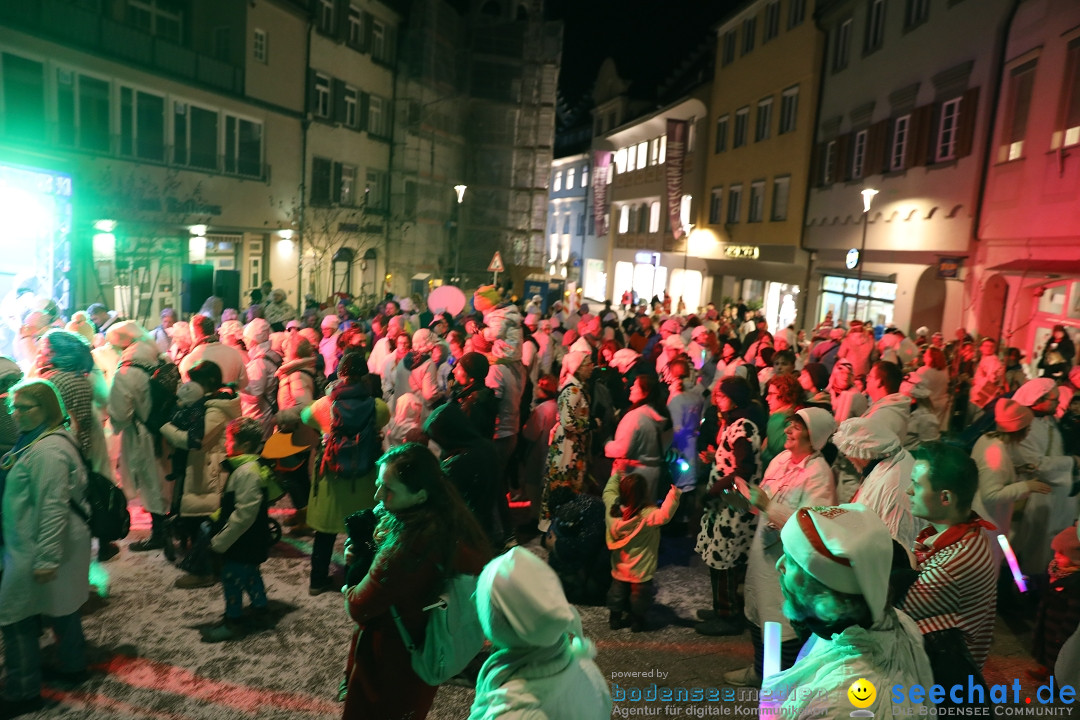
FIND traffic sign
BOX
[487,251,505,273]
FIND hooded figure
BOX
[832,416,918,547]
[469,547,612,720]
[382,391,425,450]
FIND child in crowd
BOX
[167,381,206,483]
[1031,524,1080,679]
[201,417,273,643]
[604,468,681,632]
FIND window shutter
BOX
[865,119,889,175]
[332,79,345,123]
[955,86,980,159]
[333,162,343,205]
[362,12,373,53]
[307,69,318,116]
[359,92,370,131]
[835,133,852,182]
[907,103,935,167]
[335,0,349,41]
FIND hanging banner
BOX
[666,118,688,242]
[592,150,611,236]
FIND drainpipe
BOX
[969,0,1022,332]
[797,14,829,331]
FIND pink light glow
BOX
[997,535,1027,593]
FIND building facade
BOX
[804,0,1014,334]
[704,0,821,331]
[969,0,1080,365]
[547,152,603,300]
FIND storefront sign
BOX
[845,248,860,270]
[724,245,760,260]
[937,257,962,279]
[665,118,688,241]
[592,151,611,236]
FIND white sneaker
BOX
[723,666,761,687]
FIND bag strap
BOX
[52,432,93,527]
[389,605,418,653]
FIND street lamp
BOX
[856,188,878,322]
[453,184,466,284]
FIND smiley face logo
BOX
[848,678,876,709]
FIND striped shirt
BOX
[898,517,997,668]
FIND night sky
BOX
[548,0,744,106]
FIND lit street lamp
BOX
[453,184,466,284]
[856,188,878,321]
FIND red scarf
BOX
[914,513,996,565]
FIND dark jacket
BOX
[450,379,498,438]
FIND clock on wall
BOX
[846,248,860,270]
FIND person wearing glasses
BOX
[0,380,91,718]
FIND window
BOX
[756,97,773,142]
[649,138,660,165]
[659,134,667,163]
[338,163,356,205]
[365,170,388,210]
[126,0,182,43]
[680,194,692,229]
[316,0,334,33]
[649,201,661,233]
[3,54,45,142]
[1002,60,1036,161]
[1059,39,1080,147]
[748,181,765,222]
[368,95,389,136]
[833,18,852,72]
[313,73,331,118]
[371,19,394,64]
[709,187,723,224]
[173,101,218,170]
[311,157,332,205]
[722,31,737,65]
[764,2,780,43]
[771,176,790,221]
[936,97,962,162]
[789,0,806,28]
[581,166,589,187]
[553,170,562,191]
[253,29,267,63]
[637,141,648,169]
[734,107,750,147]
[727,185,743,224]
[865,0,885,53]
[344,86,358,127]
[823,139,837,183]
[224,114,262,177]
[904,0,930,29]
[348,6,362,45]
[742,17,756,55]
[890,114,910,170]
[614,147,627,173]
[715,115,729,153]
[57,72,110,152]
[566,168,575,189]
[618,205,630,234]
[118,86,165,161]
[627,144,637,172]
[851,129,868,178]
[779,86,799,134]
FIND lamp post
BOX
[856,188,878,322]
[453,184,467,285]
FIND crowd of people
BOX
[0,276,1079,719]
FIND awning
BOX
[988,259,1080,276]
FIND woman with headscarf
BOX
[725,407,837,687]
[382,392,425,450]
[539,351,594,532]
[695,376,767,636]
[469,547,612,719]
[301,350,388,596]
[342,443,490,720]
[0,380,91,716]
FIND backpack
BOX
[390,572,485,685]
[321,394,378,478]
[120,360,181,433]
[57,434,131,542]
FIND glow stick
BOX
[763,621,781,682]
[997,535,1027,593]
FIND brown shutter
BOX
[359,92,370,131]
[332,79,345,123]
[907,103,935,167]
[955,86,980,159]
[865,119,889,175]
[835,132,852,182]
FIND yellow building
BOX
[703,0,822,330]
